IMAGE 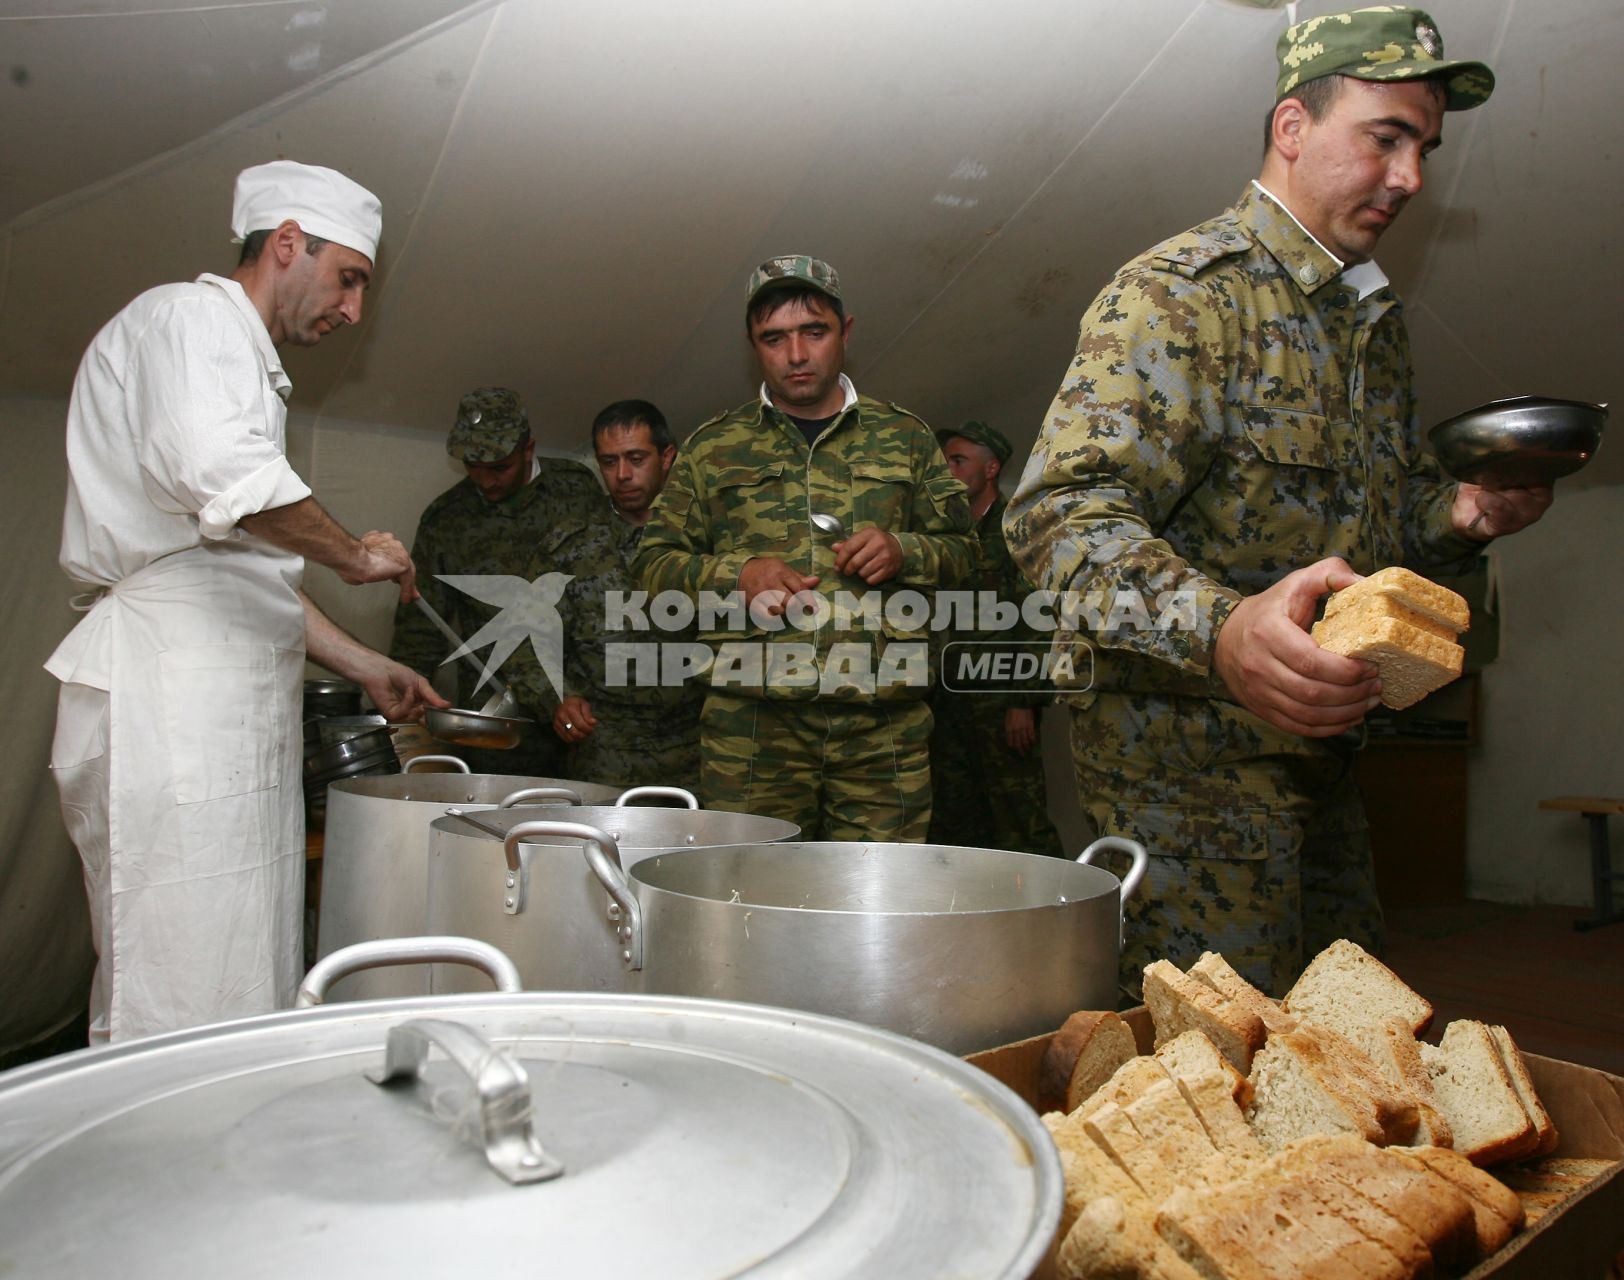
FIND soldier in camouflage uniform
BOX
[1004,7,1552,1000]
[388,386,602,776]
[928,422,1065,858]
[504,401,703,791]
[635,256,976,839]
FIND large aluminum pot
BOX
[425,791,800,995]
[0,941,1059,1280]
[316,755,623,1001]
[574,835,1147,1055]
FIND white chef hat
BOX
[230,160,382,262]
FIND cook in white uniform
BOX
[46,161,446,1044]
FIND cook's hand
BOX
[834,528,904,585]
[1213,557,1381,738]
[1005,707,1038,754]
[358,658,450,723]
[1451,483,1553,541]
[553,696,598,744]
[739,557,820,617]
[342,531,419,604]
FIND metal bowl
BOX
[426,705,533,750]
[1428,395,1607,489]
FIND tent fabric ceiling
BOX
[1,0,1618,487]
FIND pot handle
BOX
[403,754,471,774]
[296,936,522,1007]
[496,818,630,932]
[498,786,583,808]
[1077,836,1149,939]
[579,836,644,972]
[614,785,699,809]
[367,1018,563,1186]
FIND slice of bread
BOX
[1246,1028,1388,1151]
[1143,959,1266,1074]
[1420,1022,1540,1166]
[1312,611,1464,710]
[1124,1078,1221,1181]
[1086,1099,1178,1202]
[1487,1025,1558,1156]
[1290,1133,1477,1271]
[1051,1136,1147,1247]
[1077,1055,1175,1121]
[1282,938,1434,1038]
[1390,1145,1524,1254]
[1156,1028,1254,1110]
[1268,1142,1436,1279]
[1043,1010,1141,1114]
[1246,1023,1420,1151]
[1175,1070,1264,1160]
[1320,566,1470,634]
[1187,951,1297,1031]
[1361,1018,1453,1149]
[1057,1194,1208,1280]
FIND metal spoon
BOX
[810,512,845,537]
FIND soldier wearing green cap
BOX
[1005,7,1553,1000]
[635,256,976,840]
[389,385,603,775]
[928,422,1065,858]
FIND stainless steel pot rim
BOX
[628,840,1127,917]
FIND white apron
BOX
[49,543,305,1043]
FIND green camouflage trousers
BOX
[1069,690,1378,1003]
[699,692,932,841]
[927,692,1065,857]
[567,716,701,795]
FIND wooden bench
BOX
[1540,796,1624,931]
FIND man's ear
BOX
[1271,98,1308,162]
[268,219,304,265]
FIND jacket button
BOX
[1300,265,1321,285]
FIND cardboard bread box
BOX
[967,1008,1624,1279]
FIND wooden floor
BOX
[1385,901,1624,1077]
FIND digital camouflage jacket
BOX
[1004,183,1480,699]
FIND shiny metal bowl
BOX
[1428,395,1607,489]
[425,705,532,750]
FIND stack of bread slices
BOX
[1037,940,1595,1279]
[1311,567,1470,710]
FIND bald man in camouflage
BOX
[389,386,601,775]
[1005,7,1552,999]
[636,256,975,839]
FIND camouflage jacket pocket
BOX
[849,458,913,531]
[1241,408,1340,471]
[711,461,790,551]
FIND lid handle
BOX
[297,937,522,1006]
[366,1018,563,1186]
[614,785,699,809]
[1077,837,1149,947]
[498,786,582,809]
[403,754,471,774]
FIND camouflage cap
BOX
[1276,7,1494,111]
[938,420,1012,464]
[446,386,530,462]
[745,254,842,308]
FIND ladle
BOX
[413,595,523,717]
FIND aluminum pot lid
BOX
[0,992,1059,1278]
